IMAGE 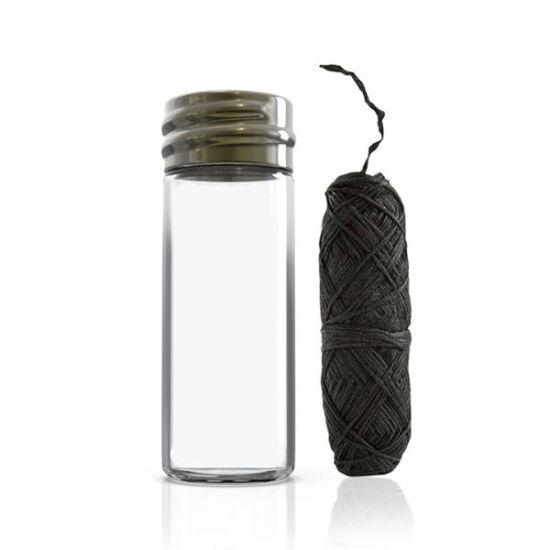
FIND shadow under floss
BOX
[327,477,413,549]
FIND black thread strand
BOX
[320,64,385,173]
[320,66,411,476]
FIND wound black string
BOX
[319,65,411,476]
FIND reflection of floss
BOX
[328,478,413,547]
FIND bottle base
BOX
[164,466,293,484]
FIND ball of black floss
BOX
[319,65,412,476]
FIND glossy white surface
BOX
[3,458,548,549]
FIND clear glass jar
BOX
[162,165,294,483]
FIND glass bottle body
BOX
[162,165,295,483]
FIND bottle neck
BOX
[165,164,292,183]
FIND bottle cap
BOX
[162,90,295,173]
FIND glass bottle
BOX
[161,91,295,483]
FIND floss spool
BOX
[319,65,412,476]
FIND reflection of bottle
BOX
[328,478,413,549]
[162,479,295,550]
[161,91,295,483]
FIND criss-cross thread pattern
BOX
[320,171,411,475]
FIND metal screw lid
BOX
[162,90,295,173]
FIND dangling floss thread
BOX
[319,64,412,476]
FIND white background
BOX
[1,1,549,549]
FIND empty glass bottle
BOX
[162,91,295,483]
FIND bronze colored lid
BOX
[162,90,295,173]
